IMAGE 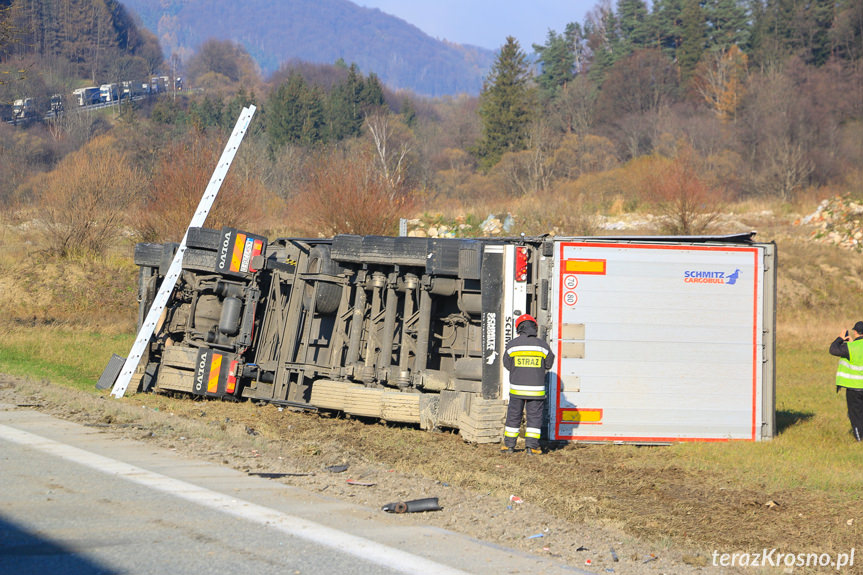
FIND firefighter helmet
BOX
[515,314,537,331]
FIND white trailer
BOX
[545,237,775,442]
[73,86,100,106]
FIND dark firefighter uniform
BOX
[830,324,863,442]
[502,314,555,454]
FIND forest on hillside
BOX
[0,0,862,257]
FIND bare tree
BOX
[36,135,145,257]
[739,66,814,200]
[365,111,413,196]
[551,132,619,181]
[138,134,267,242]
[492,120,558,196]
[648,147,721,235]
[693,45,749,122]
[295,147,412,236]
[550,75,597,135]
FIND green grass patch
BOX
[663,343,863,496]
[0,326,134,391]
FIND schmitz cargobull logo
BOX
[683,268,741,285]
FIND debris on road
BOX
[382,497,442,513]
[248,472,313,478]
[346,479,376,486]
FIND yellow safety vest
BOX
[836,339,863,390]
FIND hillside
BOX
[0,0,162,85]
[119,0,495,96]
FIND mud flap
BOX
[216,228,267,277]
[192,349,242,398]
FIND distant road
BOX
[0,405,585,575]
[5,94,152,125]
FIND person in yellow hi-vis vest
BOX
[501,314,555,455]
[829,320,863,442]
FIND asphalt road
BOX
[0,404,588,575]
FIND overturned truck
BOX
[131,227,776,444]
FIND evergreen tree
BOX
[534,29,575,99]
[225,89,257,131]
[189,96,225,131]
[267,73,325,149]
[703,0,751,51]
[617,0,652,50]
[362,72,386,111]
[748,0,797,66]
[327,63,366,140]
[585,6,624,85]
[400,96,417,129]
[474,36,534,169]
[652,0,685,58]
[678,0,707,86]
[797,0,836,66]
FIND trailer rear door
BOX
[549,239,775,443]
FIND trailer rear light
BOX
[249,239,264,272]
[226,360,239,394]
[515,246,528,282]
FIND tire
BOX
[303,245,343,315]
[134,243,165,267]
[186,227,222,251]
[182,247,218,273]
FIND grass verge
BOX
[0,326,133,390]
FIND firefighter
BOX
[501,314,555,455]
[829,321,863,442]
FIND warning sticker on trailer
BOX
[560,408,602,424]
[564,259,606,274]
[217,227,266,276]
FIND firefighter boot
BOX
[525,447,542,456]
[500,445,515,454]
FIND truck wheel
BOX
[186,227,222,251]
[182,248,218,273]
[134,243,165,267]
[304,246,342,315]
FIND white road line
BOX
[0,424,471,575]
